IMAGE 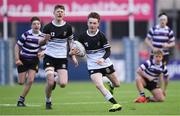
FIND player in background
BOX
[134,50,169,103]
[15,16,45,107]
[39,4,78,110]
[70,12,122,112]
[145,13,175,93]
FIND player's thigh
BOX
[107,72,120,87]
[57,69,68,84]
[18,72,27,84]
[90,73,103,87]
[136,75,146,87]
[151,88,165,101]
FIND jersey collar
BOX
[52,20,66,27]
[87,29,99,37]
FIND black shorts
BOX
[17,57,39,73]
[43,54,68,71]
[150,54,169,65]
[144,78,160,91]
[88,65,115,76]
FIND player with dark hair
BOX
[134,50,169,103]
[145,12,175,65]
[40,4,78,109]
[15,16,45,107]
[70,12,122,112]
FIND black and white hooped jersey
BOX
[77,29,112,70]
[140,59,169,79]
[17,29,45,60]
[147,25,175,55]
[43,20,73,58]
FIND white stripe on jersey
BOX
[44,39,68,58]
[153,35,169,40]
[20,52,37,57]
[25,42,40,48]
[86,50,112,70]
[22,46,39,52]
[17,41,23,46]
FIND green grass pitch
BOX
[0,81,180,115]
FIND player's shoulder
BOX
[145,59,152,65]
[165,26,173,32]
[98,30,105,35]
[77,30,87,38]
[97,31,107,40]
[65,22,72,27]
[22,29,31,37]
[150,25,158,31]
[44,22,53,28]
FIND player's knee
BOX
[113,81,120,87]
[45,67,54,77]
[28,80,34,85]
[60,83,66,88]
[157,97,165,102]
[59,81,67,88]
[114,82,120,87]
[156,95,165,102]
[18,82,24,85]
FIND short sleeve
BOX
[17,33,27,47]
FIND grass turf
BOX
[0,81,180,115]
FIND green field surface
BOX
[0,81,180,115]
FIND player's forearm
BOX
[68,39,73,48]
[138,69,155,81]
[102,47,111,59]
[15,44,20,60]
[71,55,76,60]
[38,39,46,45]
[159,74,164,88]
[163,77,169,91]
[168,42,175,48]
[145,38,154,49]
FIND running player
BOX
[134,50,169,103]
[70,12,122,112]
[41,5,78,109]
[15,16,45,107]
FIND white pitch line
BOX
[0,101,129,107]
[0,104,41,107]
[56,101,129,105]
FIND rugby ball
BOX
[73,41,86,57]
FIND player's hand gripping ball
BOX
[72,41,86,57]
